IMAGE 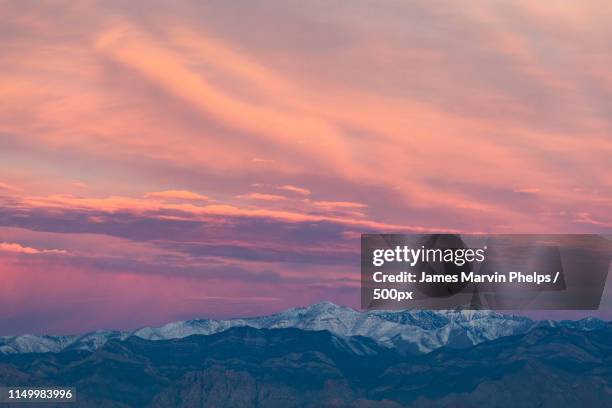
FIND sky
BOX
[1,0,612,335]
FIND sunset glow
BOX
[1,0,611,334]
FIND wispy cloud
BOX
[311,201,368,210]
[278,185,311,196]
[237,192,287,201]
[145,190,209,202]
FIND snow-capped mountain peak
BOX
[0,302,605,355]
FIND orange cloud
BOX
[0,242,69,256]
[237,192,287,201]
[145,190,209,202]
[311,201,368,210]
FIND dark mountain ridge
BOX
[0,323,610,407]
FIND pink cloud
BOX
[2,4,610,234]
[12,191,448,232]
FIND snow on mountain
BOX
[0,334,73,354]
[0,302,604,355]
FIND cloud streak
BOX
[0,242,69,256]
[278,185,311,196]
[144,190,209,202]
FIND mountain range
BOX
[0,302,606,355]
[0,323,610,407]
[1,303,611,407]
